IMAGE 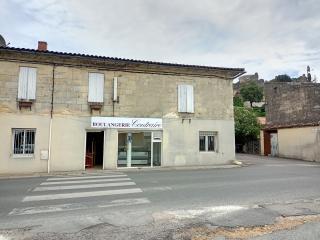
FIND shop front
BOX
[91,117,162,168]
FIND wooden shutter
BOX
[88,73,104,103]
[186,85,194,113]
[27,68,37,100]
[178,85,187,112]
[18,67,28,99]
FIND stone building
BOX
[0,42,245,174]
[233,72,265,107]
[261,82,320,161]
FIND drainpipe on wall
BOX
[48,63,56,173]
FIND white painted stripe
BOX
[9,203,84,216]
[9,198,150,216]
[143,186,172,192]
[159,205,247,220]
[97,197,150,208]
[48,175,126,181]
[34,182,136,191]
[41,178,131,185]
[23,188,143,202]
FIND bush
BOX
[234,107,261,144]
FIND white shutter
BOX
[27,68,37,100]
[113,77,118,101]
[178,85,187,112]
[18,67,28,99]
[88,73,96,102]
[96,73,104,102]
[88,73,104,103]
[186,85,194,113]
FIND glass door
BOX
[117,132,152,167]
[151,131,162,167]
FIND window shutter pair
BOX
[18,67,37,100]
[178,85,194,113]
[88,73,104,103]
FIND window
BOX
[88,73,104,103]
[12,129,35,156]
[199,131,217,152]
[178,85,194,113]
[18,67,37,100]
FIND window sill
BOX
[88,102,103,113]
[17,100,34,110]
[12,154,34,159]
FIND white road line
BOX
[34,182,136,191]
[9,198,150,216]
[97,197,150,208]
[9,203,84,216]
[142,186,172,192]
[156,205,247,220]
[41,178,131,185]
[23,188,143,202]
[47,175,127,181]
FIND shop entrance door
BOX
[85,131,104,169]
[117,131,162,167]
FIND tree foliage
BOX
[240,83,263,107]
[233,96,244,107]
[234,107,261,144]
[274,74,292,82]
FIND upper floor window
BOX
[12,129,35,156]
[88,72,104,103]
[178,85,194,113]
[18,67,37,100]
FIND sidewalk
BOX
[0,163,241,180]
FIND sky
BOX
[0,0,319,81]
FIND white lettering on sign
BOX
[91,117,162,129]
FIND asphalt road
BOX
[0,154,320,239]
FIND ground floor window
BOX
[12,129,35,156]
[118,131,162,167]
[199,131,217,152]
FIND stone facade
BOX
[0,62,235,119]
[262,82,320,162]
[265,82,320,126]
[0,47,244,174]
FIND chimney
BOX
[37,41,47,51]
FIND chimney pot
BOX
[37,41,47,51]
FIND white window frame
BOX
[17,67,37,100]
[199,131,217,152]
[88,72,105,103]
[12,129,36,158]
[178,84,194,113]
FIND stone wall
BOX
[0,61,234,120]
[265,82,320,126]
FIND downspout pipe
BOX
[48,64,55,173]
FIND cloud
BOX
[1,0,319,81]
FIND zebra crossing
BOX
[9,172,150,216]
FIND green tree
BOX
[273,74,292,82]
[240,83,263,107]
[234,107,261,144]
[233,96,244,107]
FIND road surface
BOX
[0,154,320,239]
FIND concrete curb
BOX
[0,164,242,179]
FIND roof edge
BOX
[263,122,320,130]
[0,46,245,75]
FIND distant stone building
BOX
[233,72,265,107]
[261,82,320,162]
